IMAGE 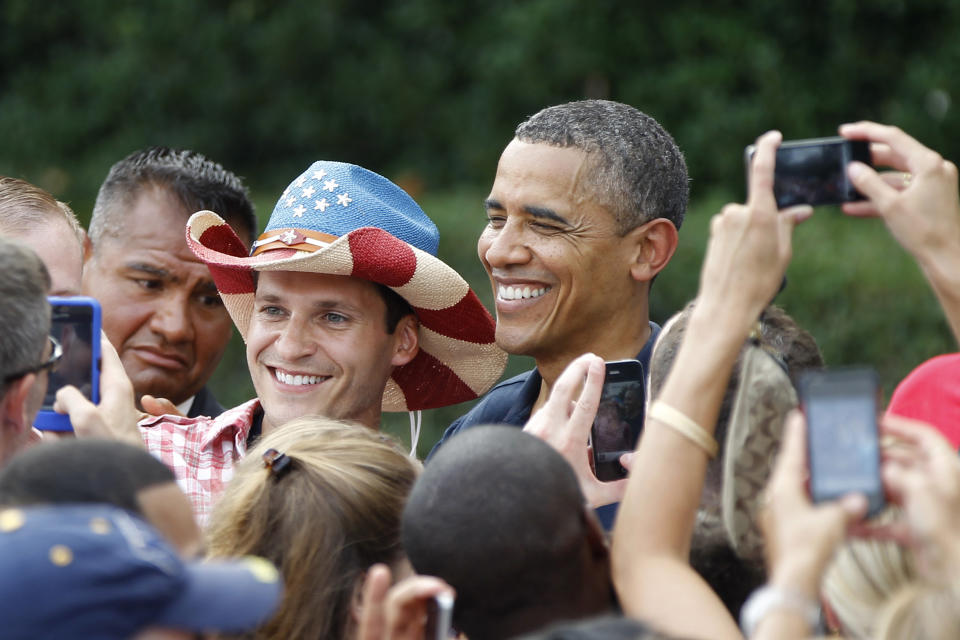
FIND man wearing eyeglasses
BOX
[0,238,55,467]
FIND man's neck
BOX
[175,395,195,416]
[261,407,383,437]
[532,320,652,414]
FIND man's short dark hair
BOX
[0,239,50,393]
[374,283,415,334]
[0,439,176,515]
[403,426,609,640]
[514,100,688,234]
[89,146,256,247]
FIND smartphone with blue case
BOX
[34,297,102,431]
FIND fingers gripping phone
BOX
[798,367,885,517]
[34,297,102,431]
[745,136,873,208]
[591,359,645,482]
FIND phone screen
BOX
[592,360,645,482]
[801,369,884,514]
[745,137,871,208]
[42,302,97,411]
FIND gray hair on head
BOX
[514,99,689,234]
[0,239,51,390]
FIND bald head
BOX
[403,426,612,639]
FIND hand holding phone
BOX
[34,297,102,431]
[745,136,873,208]
[798,367,885,516]
[524,353,633,507]
[591,359,645,482]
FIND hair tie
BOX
[262,448,293,477]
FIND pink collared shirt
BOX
[139,399,260,526]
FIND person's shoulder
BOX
[461,369,535,419]
[487,369,535,394]
[139,398,259,442]
[429,369,537,460]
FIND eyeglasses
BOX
[2,335,63,385]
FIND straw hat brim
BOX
[186,211,506,412]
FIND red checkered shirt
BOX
[139,398,261,527]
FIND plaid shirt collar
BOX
[139,398,261,451]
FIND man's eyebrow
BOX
[255,292,362,314]
[483,199,571,226]
[255,292,283,304]
[523,205,570,226]
[196,280,219,294]
[125,263,170,279]
[483,198,504,212]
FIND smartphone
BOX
[34,297,102,431]
[798,367,885,516]
[591,359,645,482]
[424,592,454,640]
[745,136,872,208]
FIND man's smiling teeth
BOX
[499,285,549,301]
[275,369,324,386]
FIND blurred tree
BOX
[2,0,958,450]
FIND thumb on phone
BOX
[846,160,895,212]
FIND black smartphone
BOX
[34,297,102,431]
[591,359,645,482]
[424,592,454,640]
[798,367,885,516]
[744,136,872,208]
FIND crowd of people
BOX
[1,99,960,640]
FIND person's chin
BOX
[494,324,543,357]
[130,371,192,405]
[266,395,332,430]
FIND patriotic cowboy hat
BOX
[186,161,507,412]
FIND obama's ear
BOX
[625,218,678,283]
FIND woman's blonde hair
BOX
[822,509,914,639]
[874,581,960,640]
[206,417,419,639]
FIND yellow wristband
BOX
[648,401,719,459]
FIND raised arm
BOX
[612,130,808,640]
[841,121,960,344]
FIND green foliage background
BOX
[2,1,957,454]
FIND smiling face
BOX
[246,271,418,432]
[479,140,650,371]
[82,186,236,406]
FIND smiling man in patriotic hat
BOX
[137,162,506,523]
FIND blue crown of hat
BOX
[0,504,280,639]
[264,161,439,256]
